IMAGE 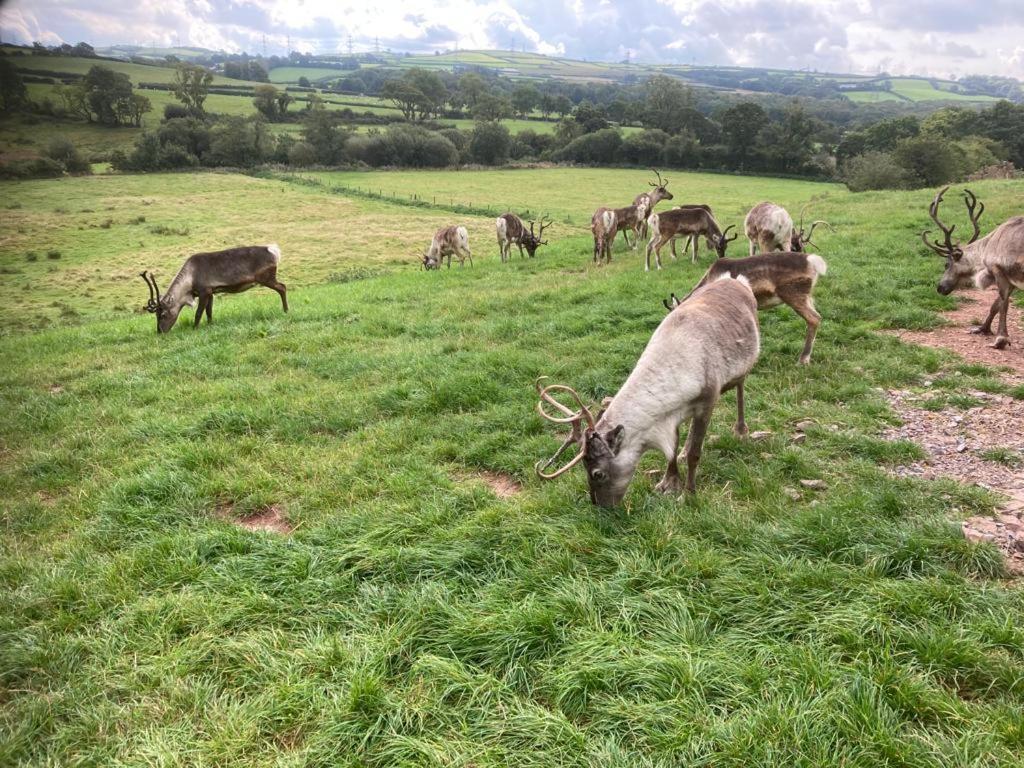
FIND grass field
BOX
[2,168,1024,766]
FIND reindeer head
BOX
[792,207,834,252]
[140,271,178,333]
[421,252,440,270]
[921,186,984,295]
[647,168,673,205]
[710,224,738,259]
[535,378,631,508]
[521,218,552,257]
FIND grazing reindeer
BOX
[591,207,618,264]
[425,225,472,269]
[611,198,650,250]
[745,202,831,255]
[496,214,551,262]
[645,207,737,269]
[664,251,828,364]
[535,276,760,506]
[634,168,674,240]
[140,244,287,333]
[671,203,715,259]
[922,186,1024,349]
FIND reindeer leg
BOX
[970,294,1002,336]
[781,289,821,365]
[655,426,683,495]
[682,405,713,494]
[734,379,748,436]
[193,293,209,329]
[748,239,755,257]
[691,234,699,264]
[205,294,214,324]
[989,269,1013,349]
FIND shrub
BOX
[469,121,511,165]
[287,141,317,167]
[46,249,61,259]
[44,136,91,174]
[617,129,668,166]
[893,136,964,188]
[0,156,65,179]
[163,103,189,120]
[842,151,912,191]
[553,128,623,165]
[358,124,459,167]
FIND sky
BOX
[2,0,1022,80]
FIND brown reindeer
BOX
[922,186,1024,349]
[140,244,287,333]
[633,168,674,240]
[611,198,650,250]
[496,214,551,262]
[592,208,617,264]
[424,225,472,269]
[664,251,828,364]
[645,207,737,270]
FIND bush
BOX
[163,103,189,120]
[663,131,701,168]
[893,136,964,188]
[356,124,459,167]
[0,156,66,179]
[44,136,91,174]
[287,141,317,167]
[842,151,912,191]
[617,129,669,167]
[553,128,622,164]
[469,121,511,165]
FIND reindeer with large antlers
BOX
[645,207,737,269]
[140,244,287,333]
[745,202,832,256]
[922,186,1024,349]
[634,168,674,241]
[535,275,760,506]
[496,214,551,262]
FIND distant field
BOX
[269,66,353,84]
[8,52,264,87]
[842,78,998,104]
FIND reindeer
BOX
[645,207,737,270]
[535,275,760,506]
[611,198,649,251]
[425,225,472,269]
[670,203,715,260]
[139,244,287,333]
[496,214,551,262]
[633,168,674,240]
[744,202,831,255]
[922,186,1024,350]
[663,251,828,364]
[591,207,617,264]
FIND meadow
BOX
[1,167,1024,766]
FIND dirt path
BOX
[884,290,1024,575]
[890,289,1024,383]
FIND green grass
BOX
[299,167,844,228]
[2,169,1024,766]
[9,52,264,87]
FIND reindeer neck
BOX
[164,263,196,307]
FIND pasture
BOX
[2,168,1024,766]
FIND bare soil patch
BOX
[883,389,1024,574]
[464,470,523,499]
[889,289,1024,382]
[216,502,294,534]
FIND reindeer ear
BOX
[606,425,625,456]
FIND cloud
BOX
[1,0,1021,79]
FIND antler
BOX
[140,271,161,312]
[538,216,552,243]
[921,186,959,257]
[721,224,738,243]
[534,377,596,480]
[649,167,667,188]
[963,189,984,244]
[803,220,833,246]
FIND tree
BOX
[301,109,349,164]
[538,93,556,119]
[126,93,151,127]
[457,73,487,111]
[720,102,767,169]
[643,75,694,134]
[472,93,511,122]
[893,135,964,187]
[511,84,540,118]
[82,65,134,126]
[0,59,28,112]
[470,121,511,165]
[253,84,284,120]
[297,76,311,88]
[381,78,422,120]
[842,151,911,191]
[553,94,573,119]
[572,101,609,133]
[172,63,214,115]
[380,69,447,120]
[276,90,294,117]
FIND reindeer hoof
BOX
[969,326,992,336]
[734,423,749,438]
[798,355,811,365]
[990,337,1011,350]
[655,476,683,495]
